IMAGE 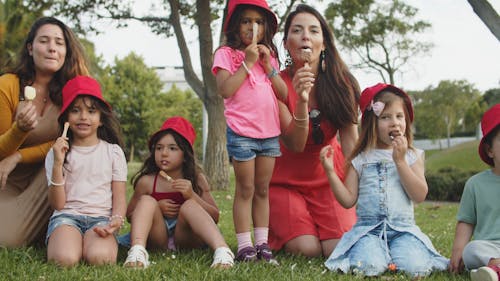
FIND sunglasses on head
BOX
[309,109,324,145]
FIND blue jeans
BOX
[226,126,281,161]
[46,213,109,245]
[347,226,436,277]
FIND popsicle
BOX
[389,131,401,140]
[24,86,36,101]
[62,122,70,138]
[301,48,312,68]
[159,170,173,181]
[252,22,258,44]
[301,49,312,96]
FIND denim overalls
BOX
[325,149,448,277]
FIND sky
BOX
[88,1,500,92]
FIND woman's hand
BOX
[15,102,38,132]
[292,65,314,103]
[0,152,21,189]
[158,199,180,218]
[319,145,335,173]
[172,179,194,200]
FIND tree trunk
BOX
[168,0,230,190]
[129,143,134,162]
[204,97,230,190]
[467,0,500,41]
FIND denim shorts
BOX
[46,213,109,245]
[226,126,281,161]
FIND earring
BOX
[285,51,293,67]
[320,50,326,73]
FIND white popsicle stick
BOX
[62,122,70,138]
[252,22,258,44]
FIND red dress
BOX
[268,71,356,251]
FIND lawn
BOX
[0,148,477,281]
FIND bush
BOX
[426,167,479,202]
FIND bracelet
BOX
[292,112,308,121]
[109,214,125,228]
[49,179,65,186]
[241,61,250,74]
[267,68,279,78]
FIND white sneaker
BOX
[124,245,150,269]
[211,247,234,268]
[471,266,499,281]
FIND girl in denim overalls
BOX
[320,83,448,277]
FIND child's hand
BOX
[449,250,464,273]
[93,218,121,238]
[320,145,335,172]
[244,42,259,67]
[15,102,38,132]
[172,179,194,200]
[257,45,271,69]
[52,136,69,163]
[158,199,180,218]
[391,133,408,163]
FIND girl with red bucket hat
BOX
[212,0,287,264]
[44,76,127,267]
[450,104,500,281]
[122,117,234,269]
[322,83,448,277]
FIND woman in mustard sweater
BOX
[0,17,89,247]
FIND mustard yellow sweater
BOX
[0,74,53,163]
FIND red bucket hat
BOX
[479,104,500,166]
[359,83,414,122]
[149,116,196,150]
[224,0,278,33]
[60,76,110,116]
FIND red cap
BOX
[60,76,110,116]
[479,104,500,166]
[359,83,414,122]
[149,116,196,149]
[224,0,277,33]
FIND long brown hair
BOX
[349,91,414,163]
[283,4,359,129]
[131,130,203,196]
[10,17,89,106]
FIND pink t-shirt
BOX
[212,46,280,139]
[45,140,127,218]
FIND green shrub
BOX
[426,167,479,202]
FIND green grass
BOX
[0,149,479,281]
[425,140,487,172]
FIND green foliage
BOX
[426,167,478,202]
[0,0,50,72]
[324,0,432,84]
[100,52,203,162]
[425,140,487,202]
[483,88,500,107]
[413,80,486,141]
[100,52,166,161]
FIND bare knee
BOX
[84,249,116,265]
[48,250,81,267]
[284,237,322,258]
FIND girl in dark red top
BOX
[122,117,234,269]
